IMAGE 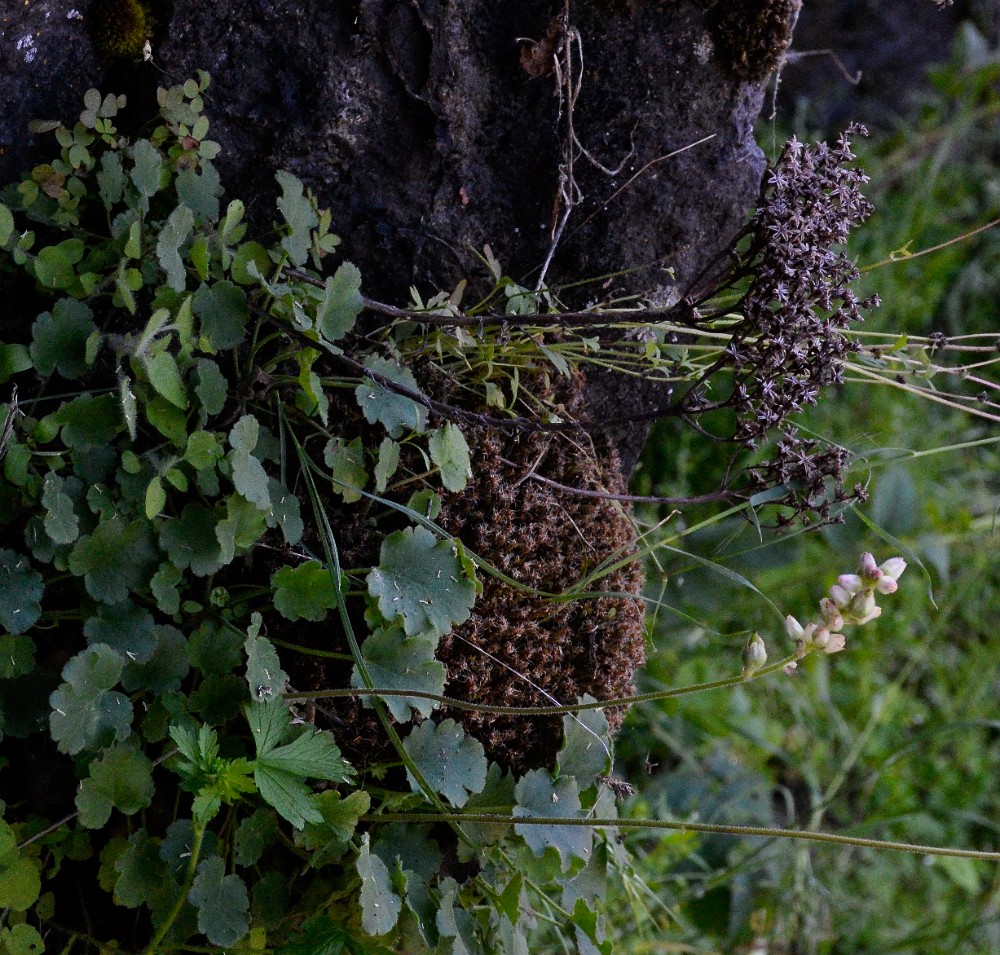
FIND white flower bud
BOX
[829,584,853,609]
[822,633,847,654]
[875,576,898,595]
[837,573,864,594]
[741,632,767,678]
[819,597,844,631]
[849,589,876,621]
[812,627,830,650]
[785,615,805,640]
[879,557,907,581]
[858,552,882,581]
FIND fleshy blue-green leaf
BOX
[0,550,43,635]
[513,770,591,871]
[355,355,428,438]
[357,834,401,937]
[188,855,250,947]
[428,423,472,492]
[316,261,362,343]
[352,624,445,721]
[402,718,487,808]
[367,526,477,637]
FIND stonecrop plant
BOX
[0,74,941,955]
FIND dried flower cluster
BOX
[682,124,878,523]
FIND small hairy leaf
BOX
[30,298,97,379]
[428,423,472,492]
[193,280,249,349]
[316,261,362,343]
[156,204,194,292]
[76,741,155,828]
[234,808,278,867]
[513,770,592,871]
[402,718,487,807]
[296,790,370,868]
[189,855,250,947]
[355,355,428,438]
[272,562,338,622]
[275,171,318,266]
[144,350,188,409]
[357,834,402,937]
[83,600,157,664]
[49,644,133,755]
[0,550,43,635]
[367,526,477,637]
[194,358,228,419]
[159,504,228,577]
[244,631,289,701]
[352,624,445,721]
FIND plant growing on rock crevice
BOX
[0,72,927,955]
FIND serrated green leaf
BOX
[193,360,227,422]
[3,923,45,955]
[402,718,487,807]
[513,770,591,871]
[367,526,477,637]
[0,202,14,245]
[234,808,278,867]
[256,726,352,783]
[245,631,289,702]
[0,821,41,912]
[296,790,370,868]
[357,834,402,937]
[275,171,318,266]
[428,423,472,492]
[0,636,34,679]
[49,644,132,754]
[193,279,248,349]
[216,492,267,555]
[145,350,188,409]
[53,394,122,449]
[245,698,291,758]
[130,139,163,205]
[97,150,125,209]
[169,723,256,822]
[160,504,227,576]
[75,741,154,828]
[252,763,323,829]
[189,855,250,947]
[317,261,363,342]
[122,624,190,692]
[30,298,96,379]
[41,471,79,545]
[373,824,442,883]
[68,518,157,604]
[83,600,157,663]
[355,355,428,438]
[185,430,222,470]
[176,160,222,221]
[157,204,194,292]
[33,238,84,290]
[352,624,445,721]
[267,477,304,544]
[324,436,366,503]
[230,240,270,285]
[0,550,43,635]
[557,698,611,781]
[374,437,400,493]
[151,562,183,615]
[112,829,173,910]
[272,562,338,622]
[276,916,355,955]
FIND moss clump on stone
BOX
[89,0,152,63]
[703,0,801,82]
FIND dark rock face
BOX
[0,0,785,468]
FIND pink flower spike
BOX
[875,576,898,595]
[879,557,907,580]
[823,633,847,654]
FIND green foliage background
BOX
[618,26,1000,953]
